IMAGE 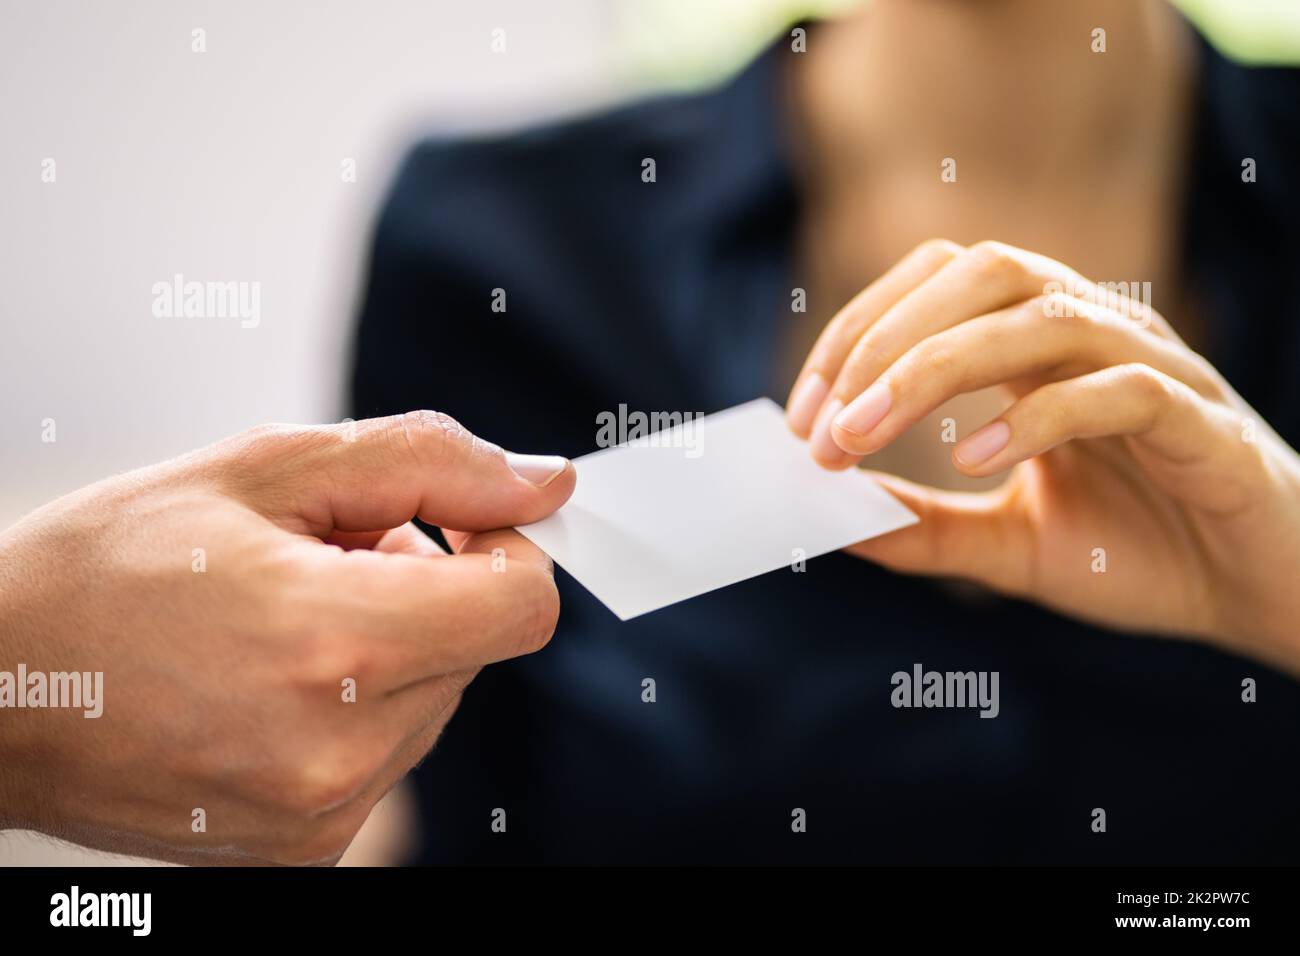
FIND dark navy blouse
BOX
[351,26,1300,863]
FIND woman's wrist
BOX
[1208,463,1300,674]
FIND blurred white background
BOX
[0,0,631,531]
[2,0,1296,866]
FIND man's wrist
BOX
[0,533,53,834]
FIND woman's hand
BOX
[786,239,1300,673]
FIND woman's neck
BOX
[778,0,1205,409]
[797,0,1194,184]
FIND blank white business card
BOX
[515,398,918,620]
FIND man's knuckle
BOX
[240,422,291,447]
[236,422,325,460]
[512,570,560,656]
[284,746,376,815]
[396,409,466,466]
[295,631,373,690]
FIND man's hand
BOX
[0,411,574,865]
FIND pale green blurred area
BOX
[1176,0,1300,62]
[617,0,1300,90]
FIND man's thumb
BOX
[236,410,575,535]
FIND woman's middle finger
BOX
[826,293,1229,461]
[809,241,1179,467]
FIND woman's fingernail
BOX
[786,373,829,434]
[810,398,846,462]
[833,381,892,437]
[505,452,569,486]
[954,421,1011,467]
